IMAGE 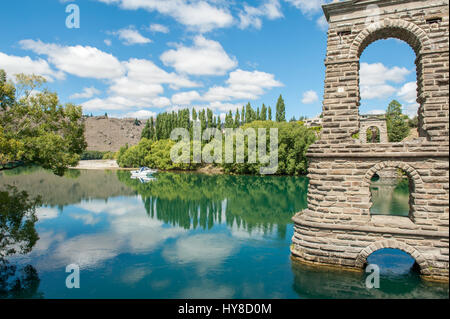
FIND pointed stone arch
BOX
[356,239,429,275]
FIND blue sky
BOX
[0,0,418,120]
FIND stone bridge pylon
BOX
[291,0,449,282]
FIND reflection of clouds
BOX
[36,206,59,220]
[229,221,277,240]
[33,231,65,253]
[34,196,186,271]
[70,213,101,225]
[151,279,171,290]
[178,280,235,299]
[75,197,143,216]
[121,266,152,285]
[163,234,235,274]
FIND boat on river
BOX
[130,167,157,183]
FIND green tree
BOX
[141,120,151,140]
[234,109,240,128]
[386,100,409,142]
[0,70,86,175]
[276,95,286,122]
[268,106,272,121]
[260,104,267,121]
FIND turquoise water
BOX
[0,167,448,299]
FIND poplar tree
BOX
[276,95,286,122]
[261,104,267,121]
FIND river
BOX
[0,167,447,298]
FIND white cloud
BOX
[284,0,328,16]
[360,62,410,86]
[160,35,237,76]
[82,58,198,112]
[398,81,417,104]
[97,0,233,33]
[104,39,112,46]
[316,15,328,30]
[113,26,152,45]
[149,23,169,33]
[123,109,157,119]
[172,90,201,105]
[367,109,386,115]
[404,103,420,118]
[360,62,411,100]
[239,0,283,29]
[69,87,101,99]
[301,90,319,104]
[0,52,64,82]
[20,39,125,79]
[361,84,397,100]
[203,69,282,102]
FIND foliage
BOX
[81,150,106,160]
[0,186,40,260]
[102,151,118,160]
[408,116,419,128]
[221,121,317,176]
[0,70,86,175]
[386,100,410,142]
[117,138,199,171]
[275,95,286,122]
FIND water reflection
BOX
[291,255,448,299]
[118,171,308,238]
[0,167,447,299]
[0,185,43,298]
[370,178,410,216]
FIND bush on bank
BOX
[117,121,317,175]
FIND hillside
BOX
[84,116,144,152]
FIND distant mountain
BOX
[84,116,144,152]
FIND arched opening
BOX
[369,167,411,217]
[366,248,419,276]
[364,248,422,294]
[366,126,380,143]
[358,34,420,142]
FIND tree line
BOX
[140,95,288,141]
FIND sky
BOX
[0,0,419,120]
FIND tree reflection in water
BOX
[0,185,43,298]
[117,171,309,238]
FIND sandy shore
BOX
[70,160,134,170]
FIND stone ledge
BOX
[292,214,448,238]
[307,152,449,158]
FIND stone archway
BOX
[359,116,388,143]
[362,161,424,220]
[292,0,449,282]
[362,161,424,190]
[355,239,429,275]
[348,18,432,59]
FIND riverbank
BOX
[70,160,226,174]
[69,160,132,170]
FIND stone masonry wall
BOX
[321,0,449,142]
[292,0,449,282]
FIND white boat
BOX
[130,167,157,177]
